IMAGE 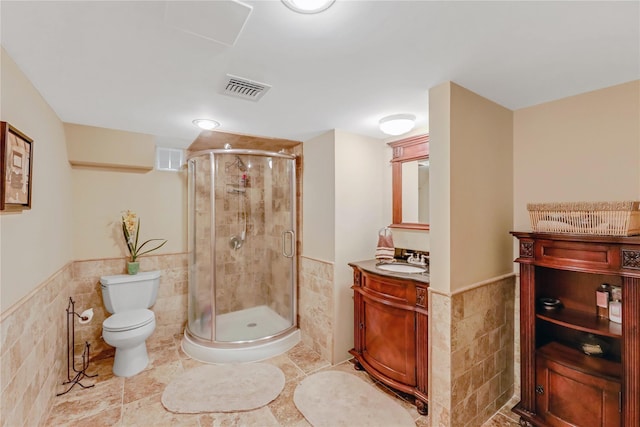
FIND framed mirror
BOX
[388,134,429,230]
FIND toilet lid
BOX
[103,309,155,332]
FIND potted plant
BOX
[121,210,167,274]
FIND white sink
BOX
[376,263,427,274]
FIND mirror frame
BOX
[388,134,429,230]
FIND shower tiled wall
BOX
[430,274,516,427]
[0,254,187,427]
[214,156,270,314]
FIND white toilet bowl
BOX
[102,309,156,377]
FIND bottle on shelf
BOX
[596,283,611,318]
[609,300,622,324]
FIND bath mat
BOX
[161,363,285,413]
[293,370,415,427]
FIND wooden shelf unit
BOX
[512,232,640,427]
[536,308,622,338]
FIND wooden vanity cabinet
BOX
[349,263,429,415]
[511,232,640,427]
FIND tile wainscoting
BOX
[0,263,72,427]
[71,254,189,358]
[2,253,518,427]
[0,253,188,427]
[2,251,322,427]
[298,256,334,363]
[430,273,517,427]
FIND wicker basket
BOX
[527,201,640,236]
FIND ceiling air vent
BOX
[222,74,271,101]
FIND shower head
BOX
[235,156,247,172]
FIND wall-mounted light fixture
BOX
[378,114,416,136]
[282,0,335,14]
[192,119,220,130]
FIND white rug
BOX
[161,363,285,413]
[293,371,415,427]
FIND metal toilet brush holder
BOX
[57,297,97,396]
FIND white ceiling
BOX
[1,1,639,148]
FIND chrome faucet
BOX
[407,253,427,266]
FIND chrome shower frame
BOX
[184,148,298,356]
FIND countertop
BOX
[348,259,430,284]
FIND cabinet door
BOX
[536,355,621,427]
[361,293,416,386]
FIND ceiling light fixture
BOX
[281,0,335,14]
[192,119,220,131]
[378,114,416,136]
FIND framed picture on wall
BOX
[1,122,34,211]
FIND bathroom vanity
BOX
[348,260,429,414]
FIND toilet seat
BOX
[103,309,155,332]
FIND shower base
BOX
[182,305,300,364]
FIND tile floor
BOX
[45,334,520,426]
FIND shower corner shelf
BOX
[226,184,246,194]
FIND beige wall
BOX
[429,82,453,293]
[71,167,186,261]
[513,80,640,232]
[449,83,514,291]
[68,123,186,261]
[65,123,155,170]
[301,129,387,363]
[427,81,515,426]
[302,131,336,262]
[430,82,514,293]
[0,47,73,313]
[334,129,385,363]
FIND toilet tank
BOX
[100,270,161,314]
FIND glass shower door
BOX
[187,153,215,341]
[212,153,296,343]
[187,149,297,347]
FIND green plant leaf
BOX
[136,239,168,258]
[121,213,166,262]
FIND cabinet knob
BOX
[535,385,544,395]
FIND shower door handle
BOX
[282,230,295,258]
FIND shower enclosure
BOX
[182,148,300,363]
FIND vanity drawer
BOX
[361,272,414,304]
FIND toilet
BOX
[99,270,161,377]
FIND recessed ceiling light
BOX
[379,114,416,136]
[282,0,335,14]
[192,119,220,130]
